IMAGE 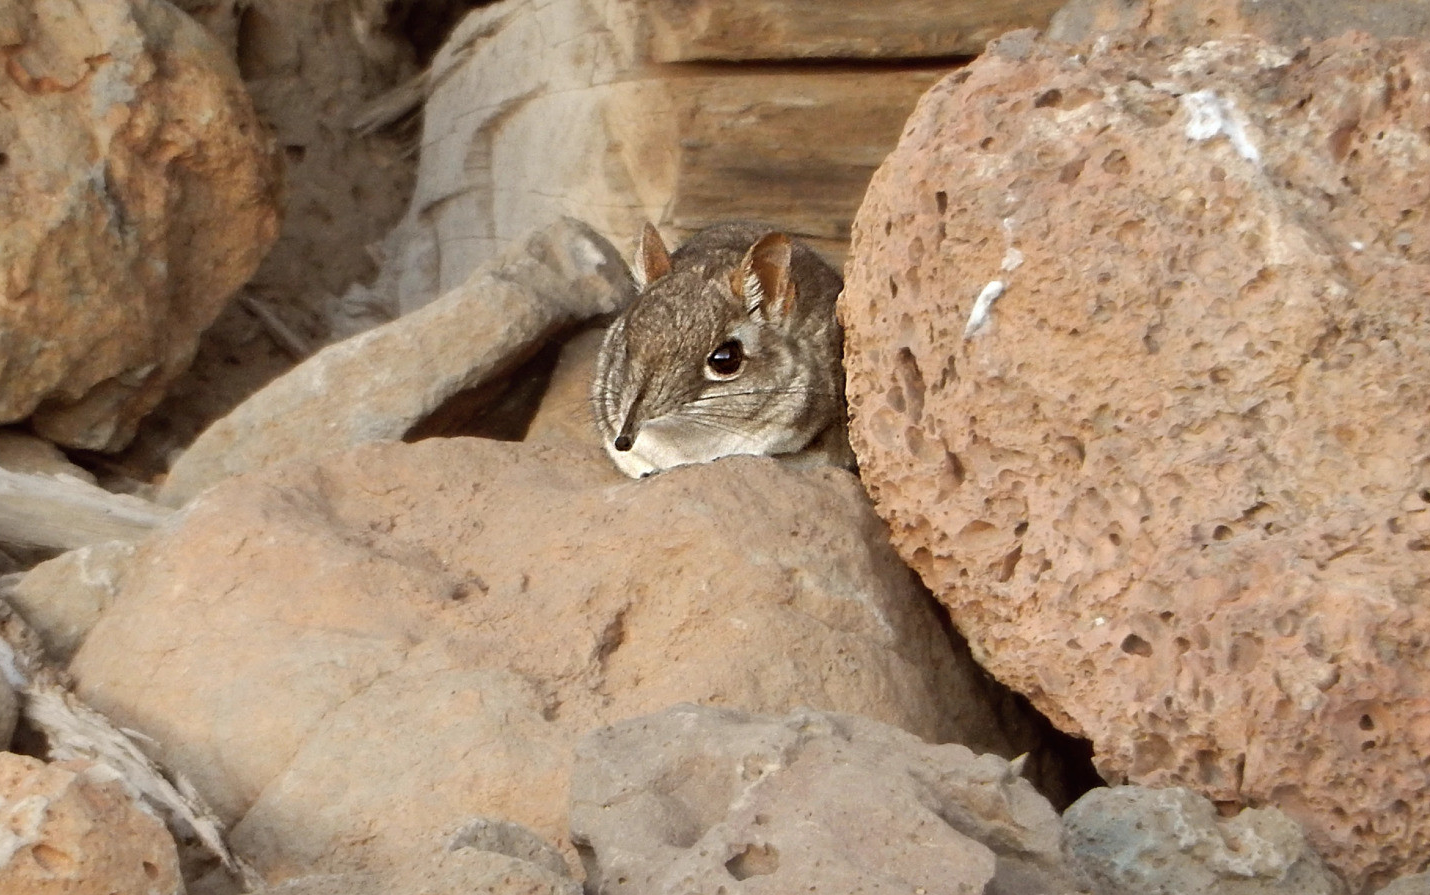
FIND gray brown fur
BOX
[592,222,849,478]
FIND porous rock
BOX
[158,218,636,506]
[70,437,1012,882]
[0,0,281,451]
[0,754,183,895]
[1064,785,1345,895]
[840,30,1430,891]
[571,703,1082,895]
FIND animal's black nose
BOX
[614,434,633,451]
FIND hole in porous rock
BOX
[1101,149,1130,175]
[1058,157,1086,184]
[284,144,307,163]
[980,136,995,150]
[935,190,948,214]
[1212,525,1233,541]
[1014,521,1028,536]
[726,843,780,880]
[1034,88,1063,108]
[1107,532,1122,546]
[30,844,75,875]
[0,151,8,167]
[1360,714,1375,730]
[996,545,1022,582]
[1209,367,1231,385]
[1120,633,1152,657]
[1419,488,1430,503]
[889,276,898,298]
[142,861,159,879]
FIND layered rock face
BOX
[841,29,1430,892]
[364,0,1065,316]
[0,0,281,450]
[68,437,1019,883]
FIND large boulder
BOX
[69,437,1019,883]
[0,0,281,450]
[840,30,1430,892]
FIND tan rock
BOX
[0,0,281,451]
[70,437,1018,882]
[158,218,636,506]
[1065,786,1345,895]
[0,754,182,895]
[5,541,137,662]
[572,704,1081,895]
[0,431,94,483]
[1049,0,1430,46]
[840,30,1430,893]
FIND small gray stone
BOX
[571,704,1083,895]
[1064,786,1347,895]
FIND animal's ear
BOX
[635,222,672,286]
[731,232,796,319]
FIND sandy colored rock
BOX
[5,541,137,662]
[840,30,1430,892]
[268,818,579,895]
[0,0,281,451]
[1065,785,1345,895]
[71,437,1017,882]
[571,704,1082,895]
[0,431,94,483]
[1049,0,1430,47]
[159,219,636,506]
[0,754,182,895]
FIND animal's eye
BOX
[706,339,744,377]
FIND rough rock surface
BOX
[571,704,1081,895]
[70,437,1019,882]
[1376,873,1430,895]
[5,541,137,663]
[0,0,281,451]
[0,754,183,895]
[1049,0,1430,47]
[1065,785,1345,895]
[267,818,581,895]
[840,31,1430,891]
[159,219,636,506]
